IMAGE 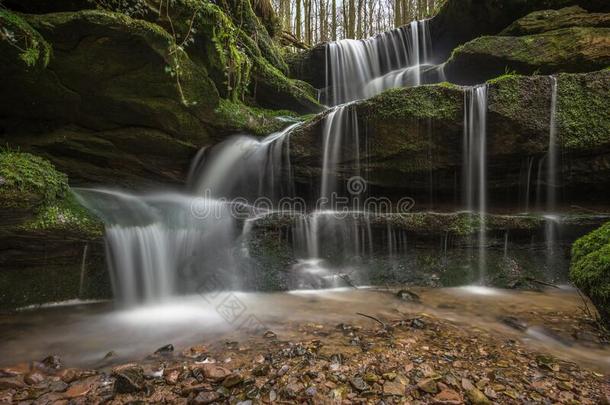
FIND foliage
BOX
[571,222,610,326]
[215,99,297,135]
[0,149,68,208]
[24,192,104,237]
[0,7,51,67]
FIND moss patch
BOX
[570,221,610,326]
[0,8,51,67]
[556,70,610,149]
[214,99,298,136]
[0,150,68,209]
[23,192,104,238]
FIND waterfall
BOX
[75,189,242,306]
[547,76,558,213]
[325,20,432,105]
[463,85,488,281]
[191,122,300,202]
[292,211,373,261]
[545,77,559,264]
[320,103,362,205]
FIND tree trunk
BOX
[295,0,301,40]
[331,0,337,40]
[347,0,355,38]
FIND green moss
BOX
[448,27,610,75]
[556,70,610,149]
[215,99,299,136]
[0,150,68,209]
[251,56,321,110]
[23,192,104,238]
[0,8,51,67]
[363,84,462,121]
[486,71,523,85]
[570,222,610,326]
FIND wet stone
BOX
[24,371,45,385]
[154,344,174,355]
[199,364,231,382]
[222,373,243,388]
[396,289,421,303]
[112,363,145,393]
[41,355,62,370]
[383,380,405,396]
[350,376,369,391]
[418,377,439,394]
[434,388,463,404]
[191,390,219,404]
[0,376,25,390]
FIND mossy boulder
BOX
[570,221,610,327]
[0,9,217,186]
[250,58,323,114]
[429,0,610,62]
[443,27,610,84]
[0,150,102,235]
[0,151,68,223]
[501,6,610,36]
[0,151,107,309]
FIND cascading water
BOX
[463,85,488,281]
[75,190,242,306]
[320,103,363,205]
[191,121,300,202]
[545,76,559,267]
[325,20,432,105]
[76,121,306,306]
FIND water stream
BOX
[463,85,488,281]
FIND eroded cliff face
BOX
[0,1,321,188]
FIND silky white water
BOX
[325,20,432,105]
[463,85,488,281]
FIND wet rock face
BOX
[428,0,610,62]
[0,9,211,187]
[0,3,320,188]
[443,26,610,85]
[290,71,610,208]
[500,6,610,36]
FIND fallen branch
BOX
[356,312,386,329]
[524,277,560,289]
[278,31,310,50]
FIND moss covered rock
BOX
[570,221,610,326]
[501,6,610,36]
[291,71,610,208]
[444,27,610,84]
[0,9,216,186]
[429,0,610,62]
[0,151,107,309]
[0,150,68,223]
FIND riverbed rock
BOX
[198,364,231,382]
[112,364,145,393]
